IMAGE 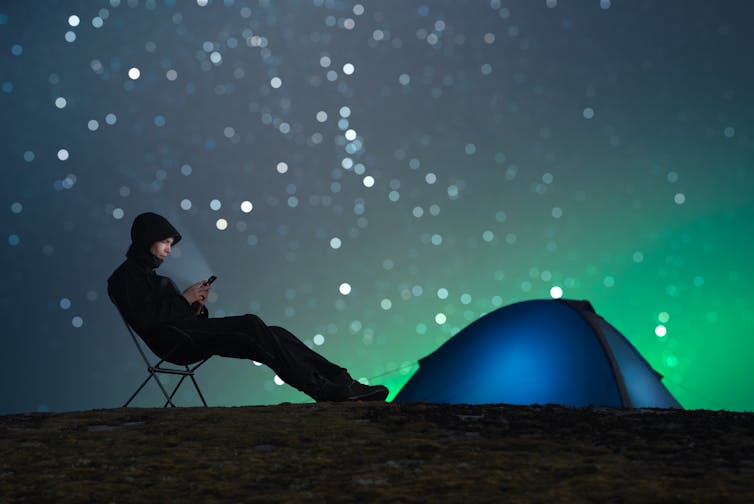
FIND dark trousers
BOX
[149,314,350,400]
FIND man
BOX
[108,211,389,402]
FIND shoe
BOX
[343,380,389,402]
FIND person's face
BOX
[149,237,174,260]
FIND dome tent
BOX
[394,299,682,408]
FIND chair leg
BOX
[164,374,189,408]
[188,359,209,406]
[151,372,178,408]
[125,359,211,408]
[191,375,208,407]
[124,374,154,407]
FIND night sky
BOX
[1,0,752,414]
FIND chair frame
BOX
[117,312,209,408]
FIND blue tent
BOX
[394,299,682,408]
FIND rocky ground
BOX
[1,402,753,503]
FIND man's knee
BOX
[243,314,264,325]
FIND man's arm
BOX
[149,275,199,323]
[182,280,211,316]
[109,270,195,336]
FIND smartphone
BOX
[203,275,217,286]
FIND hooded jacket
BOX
[108,212,205,342]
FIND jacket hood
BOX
[126,212,182,269]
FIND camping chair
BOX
[110,298,209,408]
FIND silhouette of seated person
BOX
[108,212,389,402]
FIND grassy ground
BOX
[1,402,753,502]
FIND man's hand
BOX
[182,280,211,311]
